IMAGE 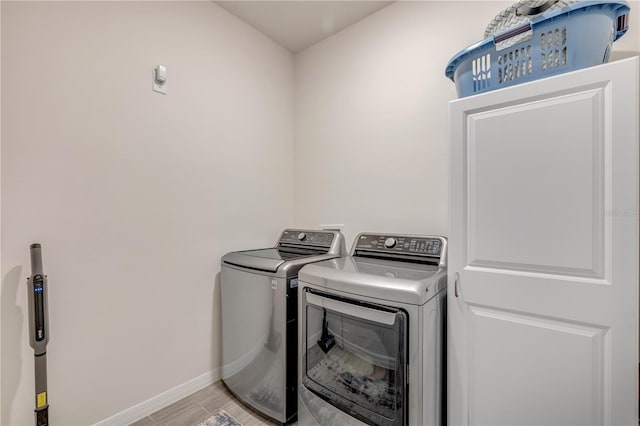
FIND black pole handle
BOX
[35,406,48,426]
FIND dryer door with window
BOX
[302,288,408,426]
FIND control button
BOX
[298,232,307,241]
[384,237,397,249]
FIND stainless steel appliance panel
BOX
[221,264,288,422]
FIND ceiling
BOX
[214,1,395,53]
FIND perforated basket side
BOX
[445,1,630,97]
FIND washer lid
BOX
[222,228,347,274]
[299,256,446,305]
[222,250,285,273]
[222,247,327,273]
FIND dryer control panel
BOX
[352,233,447,266]
[355,234,442,255]
[279,229,335,247]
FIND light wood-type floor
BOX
[129,380,278,426]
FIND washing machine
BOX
[297,233,447,426]
[221,229,345,424]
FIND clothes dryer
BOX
[221,229,345,424]
[298,233,447,426]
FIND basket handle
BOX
[493,22,533,51]
[616,12,629,37]
[516,0,559,17]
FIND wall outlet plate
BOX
[320,224,344,231]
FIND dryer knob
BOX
[384,237,397,249]
[298,232,307,241]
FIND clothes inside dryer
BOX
[302,289,407,426]
[314,309,397,370]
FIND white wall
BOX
[294,0,640,247]
[1,2,294,425]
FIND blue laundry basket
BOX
[445,1,630,98]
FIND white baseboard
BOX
[94,369,220,426]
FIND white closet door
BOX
[448,57,639,426]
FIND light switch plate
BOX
[152,69,167,95]
[153,81,167,94]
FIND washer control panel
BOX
[355,234,443,257]
[280,230,335,247]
